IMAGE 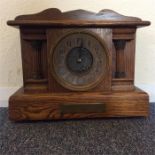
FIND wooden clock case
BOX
[7,8,150,121]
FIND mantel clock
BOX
[7,9,150,121]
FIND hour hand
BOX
[77,48,82,63]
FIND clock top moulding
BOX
[7,8,150,27]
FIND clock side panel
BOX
[47,28,112,92]
[112,28,136,91]
[20,28,48,92]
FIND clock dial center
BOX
[66,47,93,74]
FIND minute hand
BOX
[79,40,83,59]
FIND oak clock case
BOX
[7,8,150,121]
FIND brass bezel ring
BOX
[50,30,110,91]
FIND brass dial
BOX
[50,31,108,91]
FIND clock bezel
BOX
[50,30,110,91]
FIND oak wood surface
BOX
[9,87,149,121]
[7,9,150,27]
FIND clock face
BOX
[50,31,108,91]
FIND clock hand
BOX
[77,38,85,63]
[78,39,83,61]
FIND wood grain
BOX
[9,87,149,121]
[7,9,150,27]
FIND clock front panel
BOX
[47,28,112,92]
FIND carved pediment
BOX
[15,8,141,21]
[7,8,150,27]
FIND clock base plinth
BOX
[9,87,149,121]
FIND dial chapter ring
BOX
[50,30,109,91]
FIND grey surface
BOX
[0,104,155,155]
